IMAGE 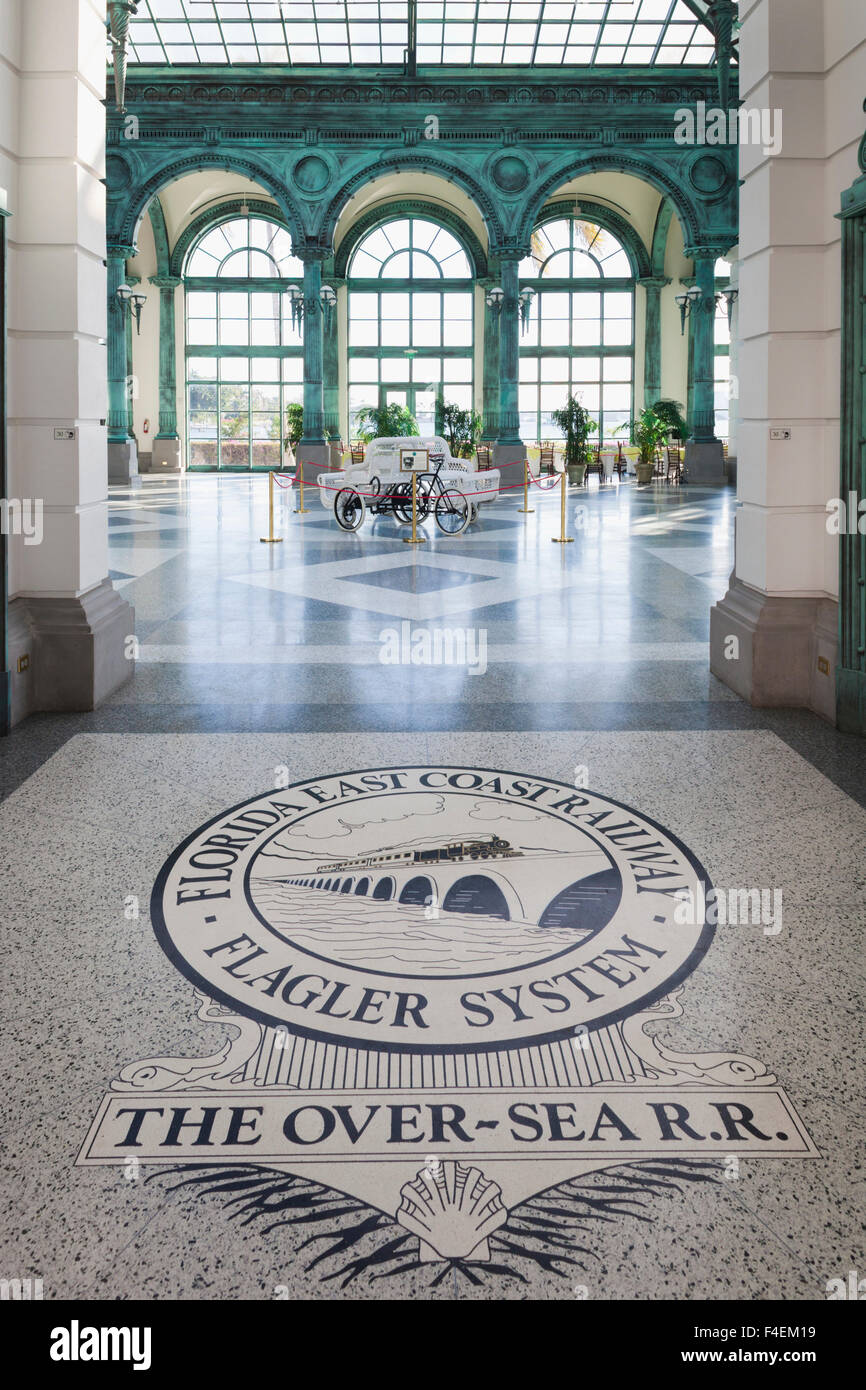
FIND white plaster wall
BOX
[2,0,109,600]
[737,0,866,599]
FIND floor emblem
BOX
[79,766,817,1284]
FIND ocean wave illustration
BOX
[249,880,597,975]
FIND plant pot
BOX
[635,461,654,485]
[567,463,586,486]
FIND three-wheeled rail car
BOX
[317,436,500,535]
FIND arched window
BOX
[714,258,732,442]
[184,213,304,470]
[347,216,474,436]
[519,217,634,444]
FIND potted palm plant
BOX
[284,402,304,457]
[441,402,482,459]
[355,402,419,443]
[621,406,670,484]
[551,394,597,485]
[651,398,688,444]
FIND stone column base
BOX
[684,439,726,485]
[837,668,866,735]
[8,580,135,724]
[492,442,526,498]
[151,438,183,473]
[7,599,37,729]
[108,438,140,486]
[710,576,837,721]
[296,442,332,487]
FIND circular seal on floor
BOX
[151,766,713,1054]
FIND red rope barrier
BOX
[528,470,562,491]
[266,465,598,502]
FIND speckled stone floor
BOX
[0,475,863,1301]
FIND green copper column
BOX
[301,255,325,437]
[149,274,182,472]
[125,274,140,441]
[498,255,521,445]
[297,252,328,482]
[688,251,718,442]
[680,276,696,429]
[683,249,724,484]
[492,253,525,490]
[106,243,139,484]
[836,156,866,733]
[480,276,500,441]
[640,275,669,408]
[322,274,342,446]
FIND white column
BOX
[710,0,866,719]
[726,247,740,461]
[4,0,133,719]
[735,0,836,599]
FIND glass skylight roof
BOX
[125,1,726,69]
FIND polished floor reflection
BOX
[98,473,739,717]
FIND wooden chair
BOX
[666,446,682,483]
[349,440,366,465]
[613,442,627,480]
[585,448,603,484]
[539,440,556,475]
[476,443,492,471]
[653,447,665,478]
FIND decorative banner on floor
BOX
[78,766,818,1275]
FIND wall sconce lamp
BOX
[107,2,139,114]
[674,285,702,335]
[116,283,147,335]
[518,286,535,334]
[486,285,534,334]
[286,283,304,330]
[319,283,337,331]
[486,286,505,315]
[286,283,337,331]
[720,287,739,321]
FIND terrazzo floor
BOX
[0,474,863,1301]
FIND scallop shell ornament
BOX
[396,1160,507,1262]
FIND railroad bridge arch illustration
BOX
[278,838,621,930]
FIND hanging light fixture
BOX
[107,2,139,115]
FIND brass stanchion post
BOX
[293,459,309,515]
[402,468,425,545]
[551,466,573,544]
[260,469,283,544]
[518,457,534,514]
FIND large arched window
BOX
[714,256,731,441]
[347,216,474,436]
[184,213,304,470]
[519,217,634,444]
